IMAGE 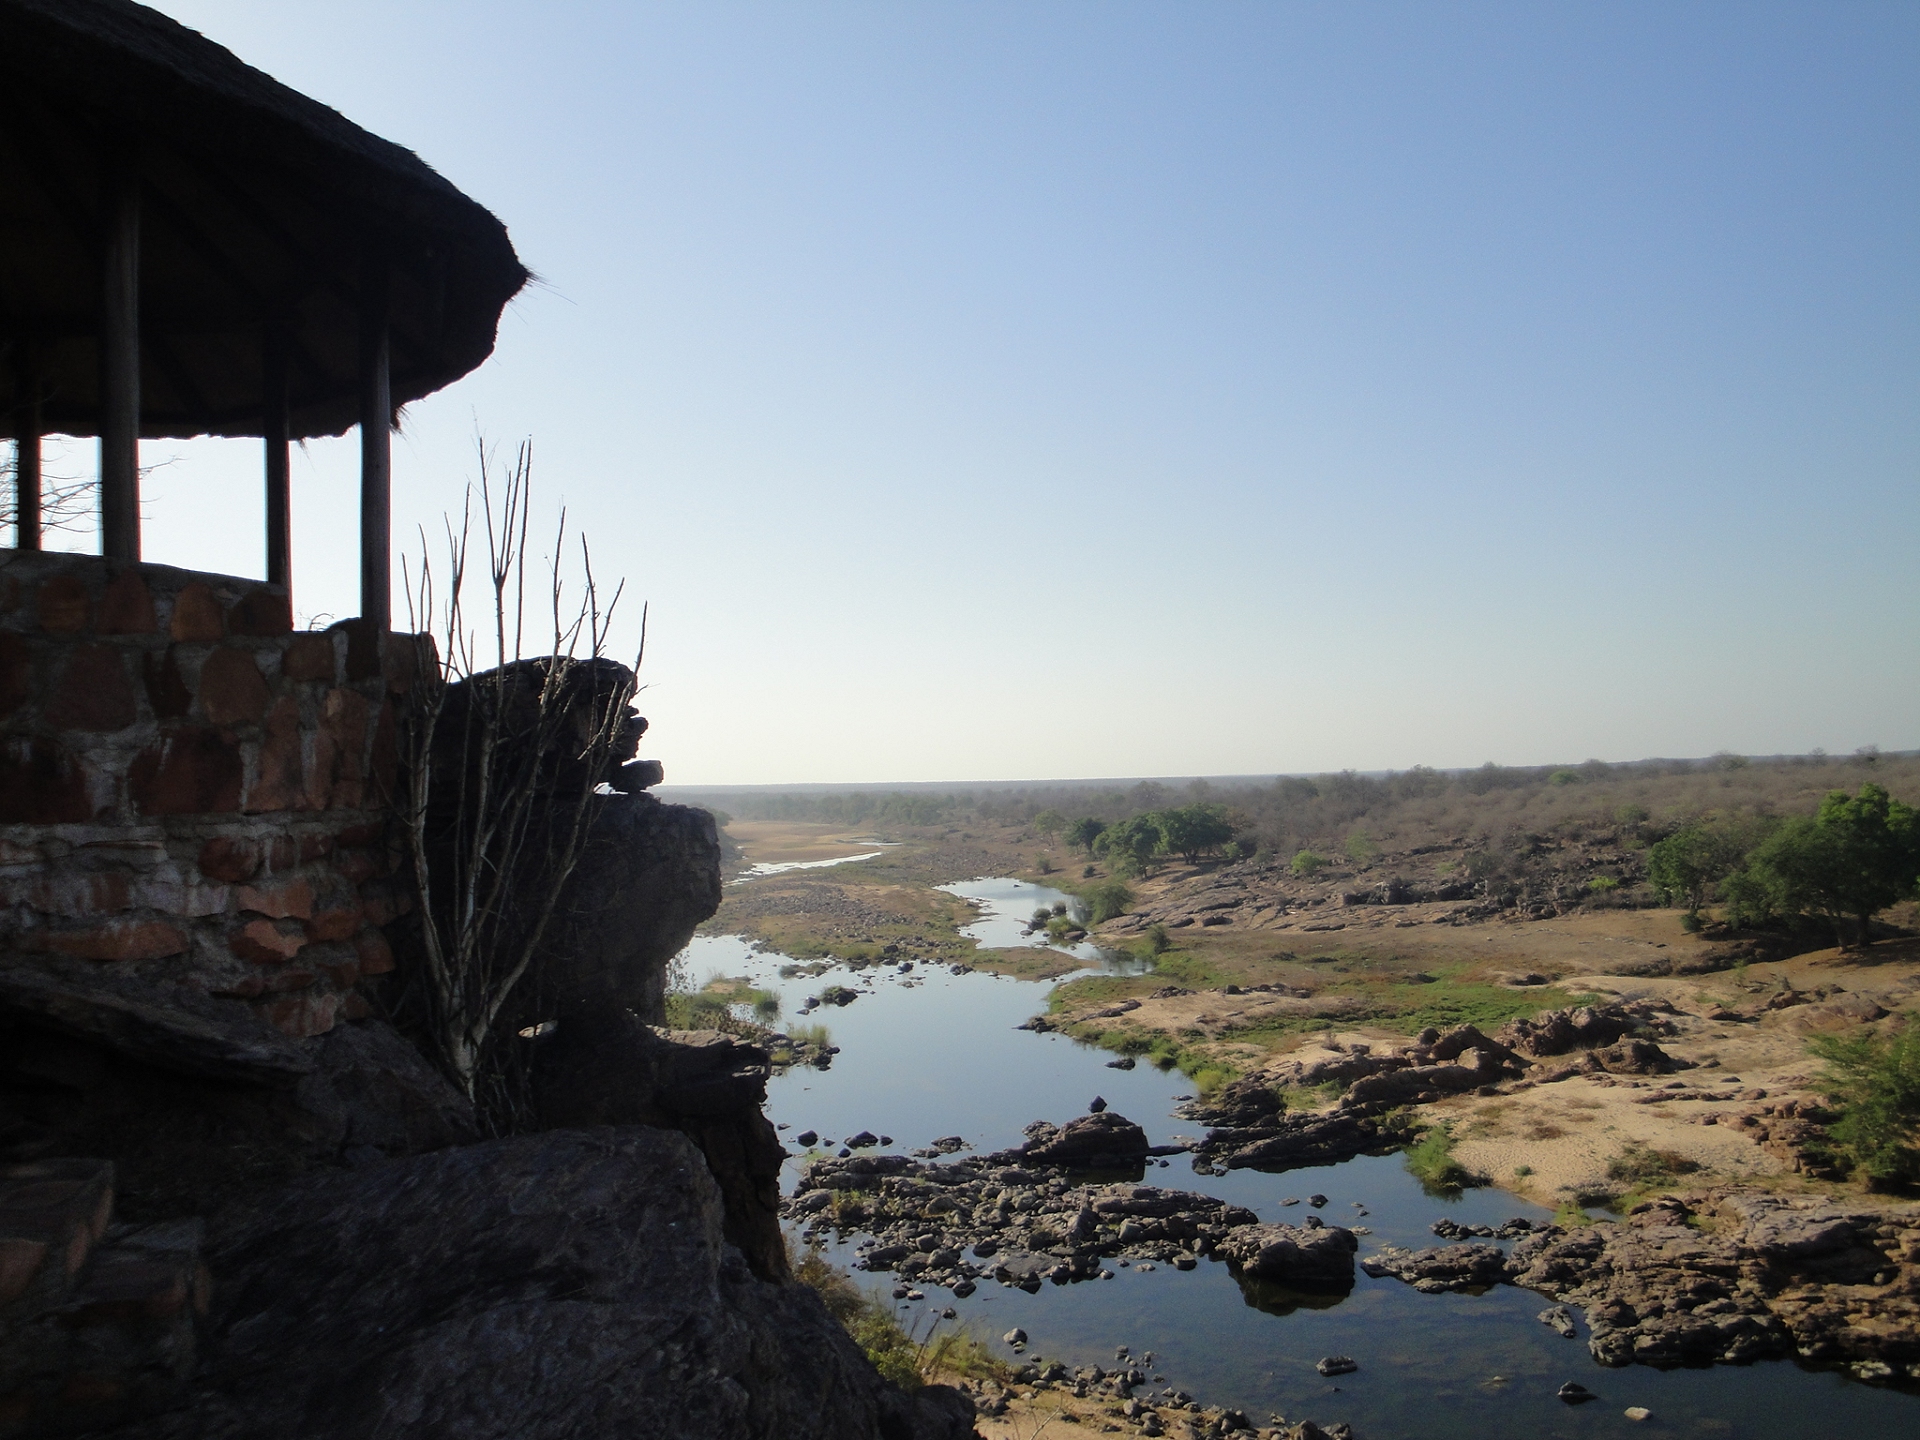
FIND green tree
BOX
[1033,809,1066,839]
[1066,817,1108,857]
[1808,1019,1920,1185]
[1646,820,1757,918]
[1736,784,1920,945]
[1157,804,1236,864]
[1096,814,1166,876]
[1290,849,1326,877]
[1344,830,1380,864]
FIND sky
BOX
[75,2,1920,783]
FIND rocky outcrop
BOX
[100,1127,971,1440]
[1366,1190,1920,1374]
[1495,1000,1675,1059]
[532,1019,787,1281]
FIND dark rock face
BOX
[107,1128,973,1440]
[0,1011,475,1221]
[530,793,723,1030]
[533,1020,787,1281]
[0,960,314,1087]
[1216,1223,1358,1289]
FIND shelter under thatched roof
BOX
[0,0,527,441]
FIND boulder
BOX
[1022,1112,1150,1169]
[1217,1223,1358,1290]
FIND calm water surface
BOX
[675,877,1919,1440]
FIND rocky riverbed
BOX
[785,1099,1920,1380]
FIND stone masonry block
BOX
[281,633,336,683]
[226,587,291,636]
[28,920,191,962]
[354,926,395,976]
[0,738,95,824]
[229,918,307,965]
[140,647,193,720]
[197,648,270,726]
[195,836,260,884]
[234,881,315,921]
[129,727,244,816]
[36,574,89,633]
[45,645,138,732]
[246,695,304,813]
[0,631,33,717]
[98,570,157,634]
[261,989,341,1038]
[167,583,223,642]
[303,904,364,943]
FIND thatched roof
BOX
[0,0,528,440]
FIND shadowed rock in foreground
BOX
[108,1128,973,1440]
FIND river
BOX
[673,876,1918,1439]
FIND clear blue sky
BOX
[123,1,1917,784]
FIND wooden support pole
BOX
[358,247,391,628]
[99,149,142,562]
[12,346,41,551]
[263,325,291,594]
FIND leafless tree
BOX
[400,439,644,1121]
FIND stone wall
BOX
[0,549,420,1039]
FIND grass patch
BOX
[791,1243,1008,1390]
[1403,1124,1480,1194]
[1553,1199,1595,1227]
[1272,1080,1345,1111]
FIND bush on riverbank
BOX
[1403,1124,1478,1193]
[1809,1016,1920,1186]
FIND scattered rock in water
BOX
[1625,1406,1651,1421]
[846,1131,880,1149]
[1106,1056,1137,1070]
[1558,1382,1596,1404]
[1089,1096,1107,1113]
[1539,1305,1578,1338]
[1308,1195,1328,1208]
[1316,1355,1358,1377]
[1363,1241,1510,1293]
[795,1130,818,1147]
[1218,1223,1359,1290]
[1004,1327,1027,1346]
[1022,1111,1151,1169]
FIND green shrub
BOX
[1144,922,1170,955]
[793,1245,924,1388]
[1809,1019,1920,1185]
[1403,1125,1478,1193]
[1344,831,1380,863]
[1085,879,1136,924]
[1586,875,1620,893]
[1290,850,1326,877]
[1606,1146,1700,1184]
